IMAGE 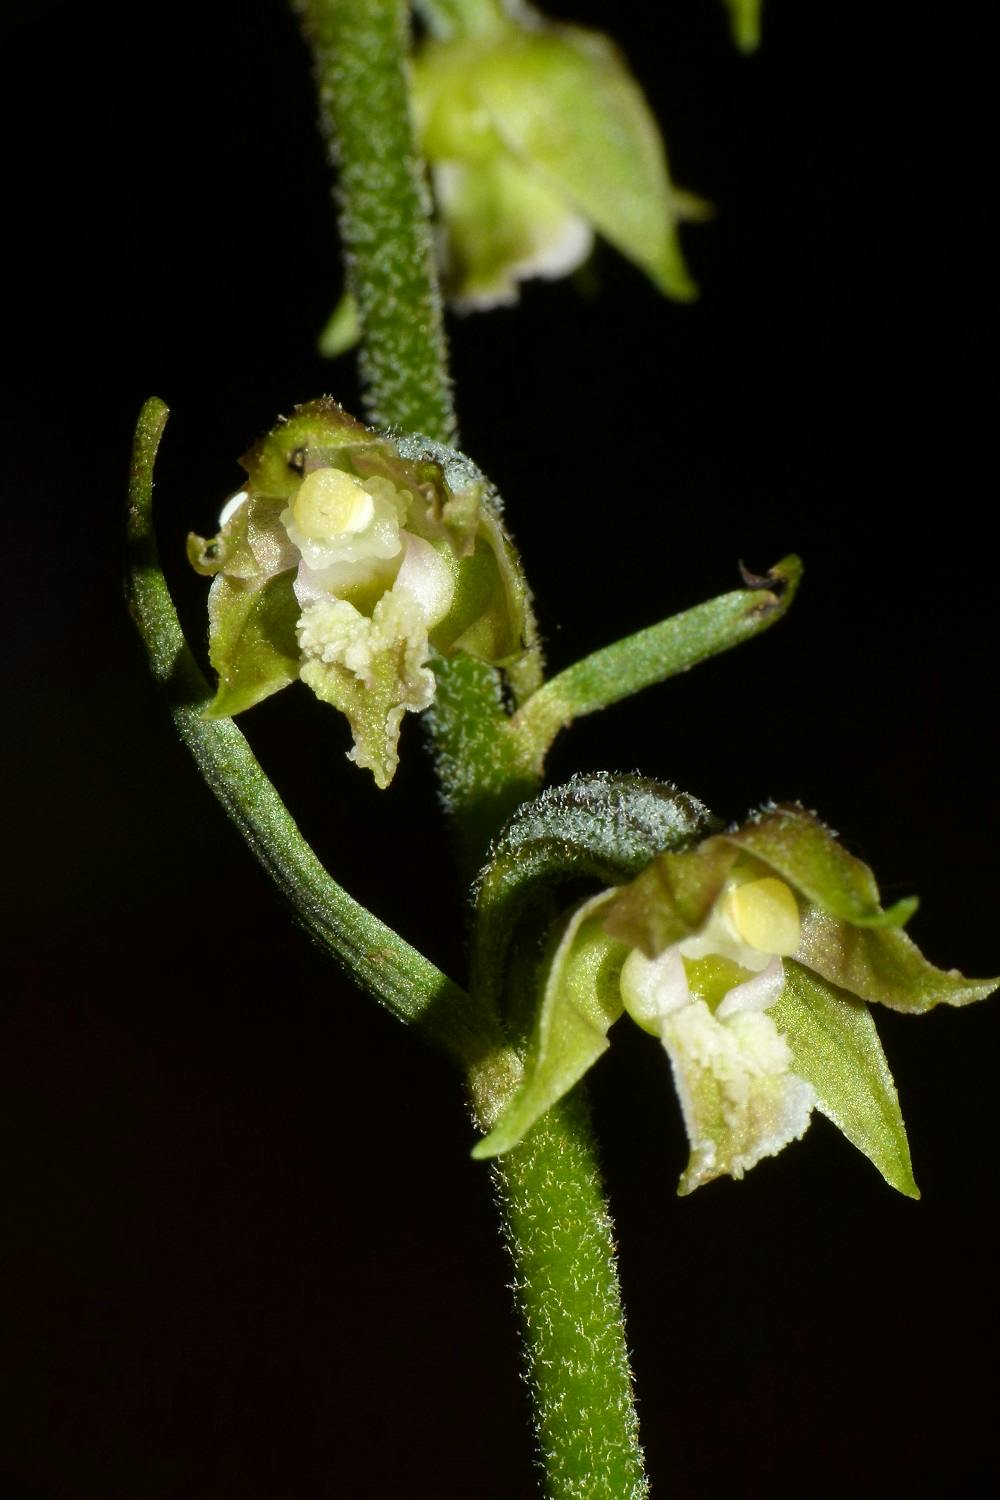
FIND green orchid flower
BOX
[410,2,705,309]
[188,399,538,788]
[475,804,996,1196]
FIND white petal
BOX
[393,532,456,628]
[293,554,397,609]
[218,490,248,528]
[620,944,691,1032]
[716,956,785,1019]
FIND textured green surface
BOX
[425,651,538,880]
[487,1092,650,1500]
[295,0,456,440]
[797,906,998,1014]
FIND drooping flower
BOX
[410,3,706,310]
[188,399,537,787]
[474,804,996,1196]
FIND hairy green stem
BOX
[482,1094,650,1500]
[297,5,650,1493]
[295,0,456,439]
[426,653,539,884]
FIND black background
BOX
[4,2,998,1495]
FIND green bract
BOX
[410,7,704,309]
[474,804,996,1196]
[188,399,538,788]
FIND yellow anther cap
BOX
[293,468,374,540]
[727,877,801,956]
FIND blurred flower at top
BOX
[409,0,707,310]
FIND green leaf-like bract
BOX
[510,557,802,774]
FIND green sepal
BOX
[719,805,917,928]
[602,836,732,956]
[472,893,628,1159]
[471,26,700,300]
[241,398,372,501]
[203,571,300,719]
[604,804,917,959]
[796,906,998,1014]
[471,775,711,1157]
[772,962,918,1196]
